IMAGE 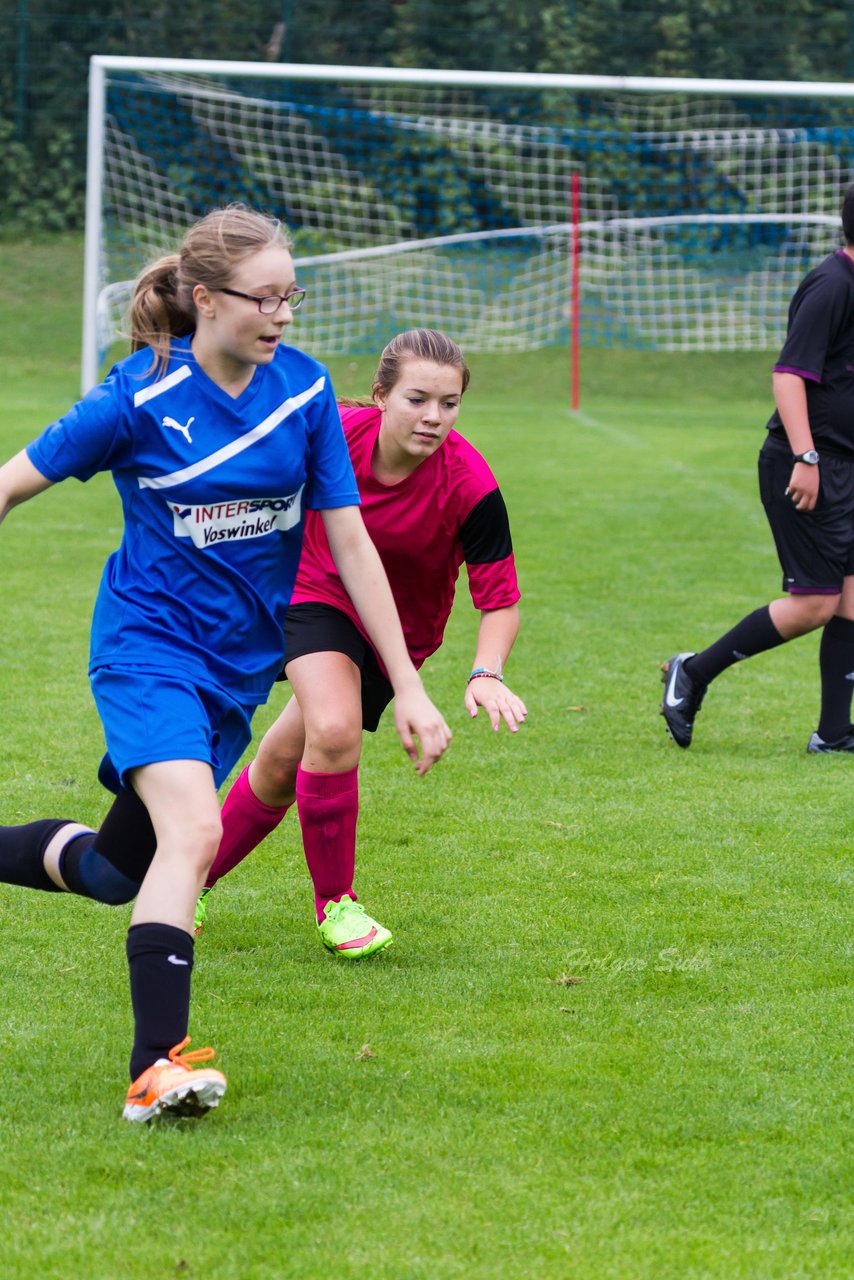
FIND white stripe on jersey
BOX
[133,364,193,406]
[137,375,326,492]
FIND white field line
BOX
[571,407,762,514]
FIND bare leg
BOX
[124,759,222,1080]
[285,652,364,774]
[247,694,307,806]
[769,591,840,639]
[201,696,307,892]
[43,823,96,888]
[131,759,222,932]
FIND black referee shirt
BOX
[766,249,854,457]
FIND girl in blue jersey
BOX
[0,204,450,1122]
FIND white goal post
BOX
[83,57,854,392]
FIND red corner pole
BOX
[570,171,580,412]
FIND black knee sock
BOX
[126,922,194,1081]
[94,788,157,882]
[0,819,70,892]
[817,615,854,740]
[0,790,157,901]
[59,833,140,904]
[58,789,157,904]
[686,605,786,686]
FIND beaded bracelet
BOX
[468,667,504,685]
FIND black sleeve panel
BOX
[459,488,513,565]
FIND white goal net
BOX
[83,60,854,389]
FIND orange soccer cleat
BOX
[122,1037,227,1123]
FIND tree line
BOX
[2,0,851,235]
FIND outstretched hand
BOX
[393,687,453,776]
[465,677,527,733]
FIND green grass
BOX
[0,238,851,1280]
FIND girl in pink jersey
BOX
[196,329,526,955]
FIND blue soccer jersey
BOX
[26,340,360,701]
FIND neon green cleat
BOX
[318,895,393,959]
[194,887,212,936]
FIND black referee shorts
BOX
[278,602,394,732]
[759,439,854,594]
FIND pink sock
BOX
[206,766,291,888]
[296,764,359,921]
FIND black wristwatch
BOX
[793,450,820,465]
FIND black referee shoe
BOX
[807,727,854,754]
[660,652,707,748]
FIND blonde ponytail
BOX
[128,204,292,376]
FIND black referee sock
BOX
[126,922,194,1081]
[817,615,854,741]
[685,605,786,686]
[0,819,70,892]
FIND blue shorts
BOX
[90,666,258,795]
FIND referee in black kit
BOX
[661,181,854,753]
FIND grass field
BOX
[0,238,851,1280]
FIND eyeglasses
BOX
[217,286,307,314]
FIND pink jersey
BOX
[291,404,520,668]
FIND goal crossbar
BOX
[88,56,854,99]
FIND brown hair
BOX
[370,329,471,402]
[128,204,292,374]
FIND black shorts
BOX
[278,602,394,732]
[759,439,854,594]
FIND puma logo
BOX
[163,415,195,443]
